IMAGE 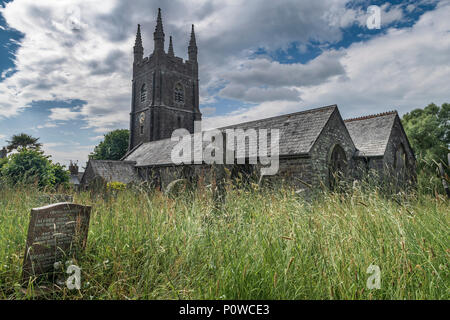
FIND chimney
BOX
[69,161,79,175]
[0,147,6,159]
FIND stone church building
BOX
[81,9,416,192]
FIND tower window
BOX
[174,83,184,104]
[140,83,147,102]
[139,113,145,135]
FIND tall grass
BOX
[0,181,448,300]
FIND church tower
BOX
[129,9,202,150]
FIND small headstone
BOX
[37,194,74,205]
[164,179,187,196]
[21,203,91,286]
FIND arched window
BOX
[140,84,147,103]
[139,112,145,136]
[174,83,184,104]
[329,145,348,190]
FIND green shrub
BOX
[1,149,55,187]
[51,162,70,187]
[0,157,8,172]
[1,149,69,189]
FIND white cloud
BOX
[202,100,306,129]
[406,4,416,13]
[48,107,82,121]
[221,51,345,88]
[1,68,14,79]
[325,2,407,29]
[43,142,65,148]
[220,85,302,103]
[0,0,131,126]
[42,143,94,166]
[200,106,216,116]
[89,135,104,141]
[217,51,345,103]
[36,122,59,129]
[378,3,405,26]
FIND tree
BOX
[6,133,42,153]
[402,103,449,169]
[52,162,70,187]
[0,157,8,172]
[1,149,69,188]
[1,149,55,187]
[89,129,129,160]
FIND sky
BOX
[0,0,449,167]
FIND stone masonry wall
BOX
[309,108,357,189]
[382,115,417,184]
[130,51,200,149]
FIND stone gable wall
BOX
[309,109,356,188]
[382,116,417,183]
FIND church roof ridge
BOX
[89,160,137,165]
[218,104,337,130]
[344,110,398,123]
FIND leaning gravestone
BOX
[37,194,74,205]
[21,203,91,286]
[164,179,187,197]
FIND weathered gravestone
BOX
[164,179,188,197]
[37,194,74,205]
[21,203,91,286]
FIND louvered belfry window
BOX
[174,83,184,104]
[140,83,147,102]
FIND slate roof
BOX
[124,105,338,166]
[85,160,140,184]
[123,139,182,167]
[344,111,397,157]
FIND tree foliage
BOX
[52,162,71,187]
[402,103,449,169]
[90,129,129,161]
[0,157,8,172]
[6,133,42,153]
[1,149,69,188]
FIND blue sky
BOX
[0,0,449,167]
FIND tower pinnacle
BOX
[154,8,165,53]
[188,24,197,61]
[168,36,174,56]
[134,24,143,62]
